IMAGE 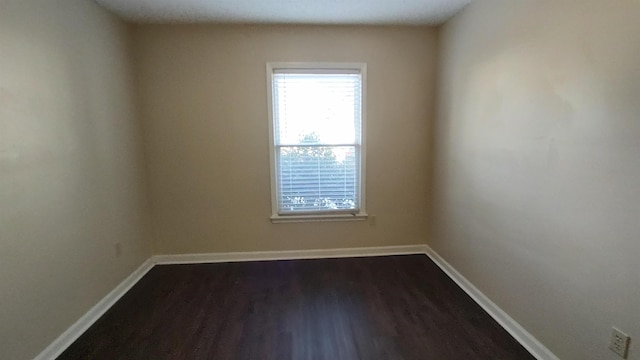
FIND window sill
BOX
[271,213,368,223]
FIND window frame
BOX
[266,62,368,223]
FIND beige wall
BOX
[0,1,152,359]
[433,1,640,359]
[13,2,639,358]
[133,25,436,254]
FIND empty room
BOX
[1,0,639,359]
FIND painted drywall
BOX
[133,25,436,254]
[433,1,640,359]
[0,1,152,359]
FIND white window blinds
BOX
[271,68,363,215]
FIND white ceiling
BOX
[95,0,472,25]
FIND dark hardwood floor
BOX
[58,255,535,360]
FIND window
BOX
[267,62,367,222]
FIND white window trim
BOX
[266,62,368,223]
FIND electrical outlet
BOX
[114,242,122,258]
[369,215,377,226]
[609,327,630,358]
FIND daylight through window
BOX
[268,63,366,219]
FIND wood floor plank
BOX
[57,255,535,360]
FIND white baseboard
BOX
[34,258,155,360]
[35,244,557,360]
[423,245,559,360]
[152,244,428,265]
